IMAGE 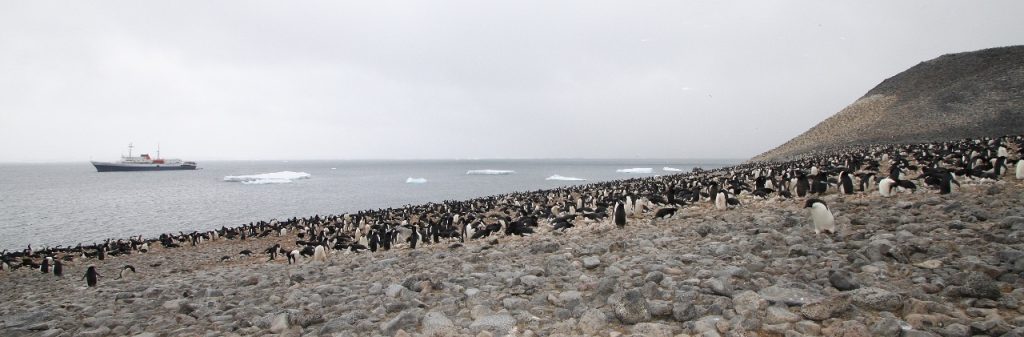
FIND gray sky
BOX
[2,1,1022,162]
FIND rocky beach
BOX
[3,149,1024,337]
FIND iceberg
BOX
[663,167,683,172]
[223,171,311,185]
[546,175,586,181]
[616,168,653,174]
[405,177,428,184]
[466,169,515,175]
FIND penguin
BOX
[1017,158,1024,180]
[653,207,678,219]
[938,172,960,195]
[714,191,727,210]
[795,172,810,197]
[613,202,626,228]
[878,177,897,197]
[265,244,281,261]
[312,245,327,262]
[287,250,300,264]
[408,224,421,249]
[838,172,854,195]
[117,265,136,279]
[83,266,100,287]
[53,260,63,277]
[804,199,836,235]
[40,256,51,273]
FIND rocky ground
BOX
[3,178,1024,337]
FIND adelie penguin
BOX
[613,202,626,228]
[82,266,100,287]
[804,198,836,235]
[40,256,51,273]
[838,171,854,195]
[878,177,897,197]
[117,265,136,279]
[1016,157,1024,180]
[714,191,727,210]
[53,260,63,277]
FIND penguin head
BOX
[803,199,827,209]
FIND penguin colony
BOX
[2,135,1022,288]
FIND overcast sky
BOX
[1,1,1022,162]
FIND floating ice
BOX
[406,177,428,184]
[546,175,586,181]
[663,167,683,172]
[616,168,653,174]
[223,171,311,185]
[466,169,515,175]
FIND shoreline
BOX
[3,136,1024,337]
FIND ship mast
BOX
[128,143,133,157]
[157,143,160,159]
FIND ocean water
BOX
[0,159,737,251]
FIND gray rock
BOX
[759,284,824,306]
[544,255,574,276]
[557,291,582,309]
[849,287,903,311]
[902,330,940,337]
[79,326,111,337]
[961,272,1001,299]
[645,271,665,284]
[270,313,289,333]
[385,284,406,298]
[380,309,420,335]
[630,322,676,337]
[468,314,516,335]
[870,317,902,337]
[765,306,801,324]
[707,277,734,296]
[800,295,850,321]
[320,314,358,335]
[502,297,529,310]
[578,308,608,335]
[583,256,601,269]
[422,311,456,337]
[828,269,859,291]
[611,289,651,324]
[937,323,971,337]
[732,290,767,317]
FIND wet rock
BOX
[610,289,651,324]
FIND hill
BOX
[751,45,1024,162]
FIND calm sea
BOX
[0,159,737,251]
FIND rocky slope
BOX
[752,45,1024,162]
[3,177,1024,337]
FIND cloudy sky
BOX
[1,1,1022,162]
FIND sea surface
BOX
[0,159,738,251]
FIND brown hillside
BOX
[751,45,1024,162]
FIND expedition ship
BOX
[91,144,197,172]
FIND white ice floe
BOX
[546,175,586,181]
[466,169,515,175]
[663,167,683,172]
[406,177,428,184]
[616,168,653,174]
[223,171,311,185]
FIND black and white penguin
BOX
[287,250,300,264]
[265,244,281,261]
[878,177,897,197]
[83,266,100,287]
[312,245,327,262]
[838,172,854,195]
[795,172,810,197]
[1017,157,1024,180]
[653,207,678,219]
[117,265,136,279]
[408,224,421,249]
[613,202,626,228]
[714,191,727,210]
[804,199,836,235]
[40,256,51,273]
[53,260,63,277]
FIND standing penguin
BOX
[804,199,836,235]
[838,172,854,195]
[40,257,51,273]
[938,172,960,195]
[82,266,100,287]
[715,191,727,210]
[795,172,810,197]
[878,177,897,197]
[408,224,421,249]
[1016,158,1024,180]
[53,260,63,277]
[613,202,626,228]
